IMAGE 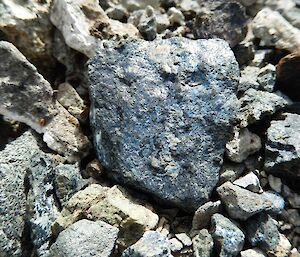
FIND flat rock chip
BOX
[88,37,240,210]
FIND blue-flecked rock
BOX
[88,37,240,210]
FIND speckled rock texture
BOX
[88,37,240,210]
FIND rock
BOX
[175,233,192,247]
[233,172,263,193]
[169,238,183,252]
[265,113,300,179]
[257,64,276,92]
[106,4,128,21]
[83,159,104,179]
[282,185,300,209]
[237,88,291,128]
[283,7,300,29]
[250,49,273,68]
[217,182,284,220]
[192,229,214,257]
[252,8,300,52]
[0,41,90,162]
[0,131,40,257]
[268,175,282,193]
[0,0,57,78]
[168,7,185,26]
[193,0,248,47]
[192,200,222,230]
[211,213,245,257]
[122,231,173,257]
[27,153,60,257]
[276,52,300,102]
[121,0,160,12]
[240,248,267,257]
[49,219,119,257]
[88,37,240,210]
[219,162,246,184]
[155,12,170,33]
[246,213,280,251]
[234,40,255,66]
[57,83,87,122]
[137,6,157,40]
[54,163,88,206]
[225,127,262,163]
[54,184,159,247]
[238,66,260,93]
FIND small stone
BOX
[121,0,160,12]
[57,83,87,122]
[265,113,300,179]
[252,8,300,52]
[169,238,183,252]
[240,248,267,257]
[238,66,260,93]
[290,248,300,257]
[121,231,173,257]
[84,159,104,179]
[175,233,192,247]
[233,172,263,193]
[257,64,276,92]
[192,200,222,230]
[237,88,291,128]
[168,7,185,25]
[106,4,128,21]
[193,0,248,47]
[49,219,119,257]
[192,229,214,257]
[0,41,90,162]
[88,37,240,210]
[219,162,246,184]
[155,12,170,33]
[234,40,255,66]
[268,175,282,193]
[211,213,245,257]
[137,6,157,40]
[226,127,262,163]
[250,49,273,68]
[217,182,284,220]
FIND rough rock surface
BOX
[252,8,300,52]
[0,41,90,162]
[240,248,267,257]
[192,229,214,257]
[54,184,159,247]
[233,172,263,193]
[0,131,40,257]
[238,66,260,93]
[193,0,248,47]
[257,64,276,92]
[211,213,245,257]
[225,127,262,163]
[265,113,300,179]
[49,219,119,257]
[122,231,173,257]
[88,37,240,210]
[237,88,291,128]
[217,182,284,220]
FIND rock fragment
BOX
[88,37,240,210]
[175,233,192,247]
[237,88,291,128]
[265,113,300,179]
[54,184,159,247]
[0,41,90,161]
[49,219,119,257]
[192,229,214,257]
[238,66,260,93]
[217,182,284,220]
[121,231,173,257]
[193,0,248,47]
[192,200,222,230]
[257,64,276,92]
[233,172,263,193]
[0,131,40,257]
[252,8,300,52]
[240,248,267,257]
[225,127,262,163]
[219,163,246,184]
[268,175,282,193]
[211,213,245,257]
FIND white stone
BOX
[234,172,263,193]
[175,233,192,247]
[241,248,267,257]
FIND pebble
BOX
[192,229,214,257]
[233,172,263,193]
[257,64,276,92]
[268,174,282,193]
[169,238,183,252]
[175,233,192,247]
[240,248,267,257]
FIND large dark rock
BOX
[88,38,240,210]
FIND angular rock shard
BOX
[88,37,240,210]
[0,41,90,162]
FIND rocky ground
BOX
[0,0,300,256]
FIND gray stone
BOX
[233,172,263,193]
[168,7,185,26]
[246,213,278,248]
[217,182,284,220]
[237,89,291,128]
[192,200,222,230]
[137,6,157,40]
[240,248,267,257]
[49,219,119,257]
[211,213,245,257]
[168,238,183,252]
[219,162,246,184]
[27,153,60,257]
[257,64,276,92]
[0,131,40,257]
[238,66,260,93]
[225,127,262,163]
[175,233,192,246]
[265,113,300,179]
[268,175,282,193]
[193,0,248,47]
[192,229,214,257]
[54,163,88,207]
[88,37,240,210]
[0,41,90,162]
[234,41,255,66]
[122,231,173,257]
